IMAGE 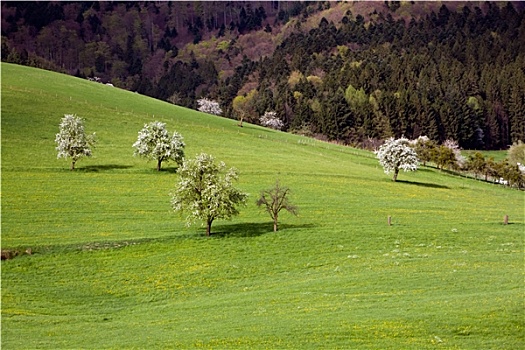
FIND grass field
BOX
[1,63,524,349]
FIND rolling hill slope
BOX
[1,63,523,349]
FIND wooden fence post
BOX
[388,216,392,226]
[504,215,509,225]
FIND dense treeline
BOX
[1,1,303,79]
[2,1,524,149]
[220,2,524,150]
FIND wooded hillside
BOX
[2,1,524,149]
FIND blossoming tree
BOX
[132,121,185,171]
[376,137,419,181]
[55,114,96,170]
[171,153,248,236]
[259,111,284,130]
[197,98,222,116]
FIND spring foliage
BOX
[55,114,96,170]
[443,139,467,169]
[170,153,248,236]
[376,137,419,182]
[232,89,258,127]
[132,121,185,171]
[507,140,525,165]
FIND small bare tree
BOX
[256,180,298,232]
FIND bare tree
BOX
[256,180,298,232]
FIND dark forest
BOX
[2,1,524,149]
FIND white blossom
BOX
[132,121,185,171]
[259,111,284,130]
[55,114,96,170]
[443,139,466,168]
[375,137,419,181]
[197,98,222,116]
[409,135,429,146]
[170,153,247,236]
[518,163,525,174]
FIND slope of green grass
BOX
[2,63,523,349]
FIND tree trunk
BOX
[157,158,162,171]
[206,218,213,236]
[392,168,399,182]
[273,218,278,232]
[70,160,76,171]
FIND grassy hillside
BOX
[1,63,523,349]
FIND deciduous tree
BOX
[171,153,247,236]
[467,152,487,179]
[197,98,222,116]
[132,121,185,171]
[259,111,284,130]
[411,135,437,166]
[507,140,525,165]
[442,139,466,170]
[433,145,456,171]
[256,180,298,232]
[376,137,419,182]
[55,114,96,170]
[232,89,257,127]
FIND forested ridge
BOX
[2,1,524,149]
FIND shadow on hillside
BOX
[212,222,315,238]
[159,166,179,173]
[80,164,133,172]
[415,167,435,173]
[397,179,450,189]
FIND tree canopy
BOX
[507,140,525,165]
[170,153,248,236]
[132,121,185,171]
[55,114,95,170]
[376,137,419,182]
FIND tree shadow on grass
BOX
[212,222,316,238]
[396,179,450,189]
[415,167,435,173]
[159,166,179,173]
[80,164,134,172]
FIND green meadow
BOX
[1,63,523,349]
